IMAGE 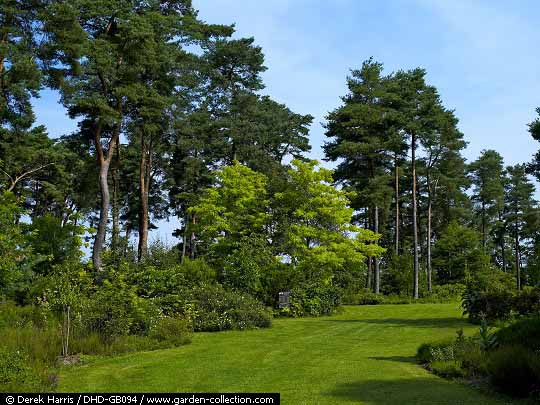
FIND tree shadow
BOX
[325,379,510,405]
[368,355,416,364]
[324,317,465,328]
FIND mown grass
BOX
[58,304,517,404]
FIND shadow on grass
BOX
[368,355,416,364]
[325,379,506,405]
[323,317,465,328]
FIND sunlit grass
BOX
[58,304,516,404]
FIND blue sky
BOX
[32,0,540,243]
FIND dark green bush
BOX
[487,345,539,398]
[495,317,540,351]
[419,319,540,398]
[125,259,215,316]
[459,341,488,377]
[79,276,160,339]
[0,348,45,392]
[259,262,302,308]
[220,237,276,297]
[513,288,540,317]
[462,288,513,323]
[191,284,272,331]
[287,283,341,316]
[151,316,193,346]
[127,258,216,298]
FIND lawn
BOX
[58,304,515,404]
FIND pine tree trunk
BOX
[111,149,120,253]
[366,257,372,290]
[189,214,196,259]
[394,153,400,255]
[374,205,380,294]
[500,209,506,272]
[181,212,188,261]
[93,163,110,273]
[92,102,122,275]
[481,200,486,251]
[412,133,420,299]
[515,226,521,291]
[427,197,432,294]
[138,134,152,262]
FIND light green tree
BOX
[274,160,385,285]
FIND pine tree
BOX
[324,59,395,294]
[505,164,535,290]
[468,150,505,256]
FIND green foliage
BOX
[428,284,466,301]
[381,252,415,296]
[486,346,540,398]
[462,288,513,323]
[0,324,62,366]
[191,162,269,253]
[0,301,49,329]
[478,318,497,351]
[150,316,193,346]
[0,348,46,392]
[430,360,464,379]
[420,313,540,398]
[0,192,29,298]
[124,258,215,316]
[343,289,386,305]
[285,282,341,317]
[191,284,272,331]
[79,275,161,340]
[468,150,505,250]
[275,160,384,282]
[27,215,85,274]
[462,269,516,322]
[513,287,540,316]
[221,237,276,297]
[68,334,174,357]
[127,258,215,296]
[494,317,540,351]
[433,221,490,283]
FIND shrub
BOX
[191,284,272,331]
[459,342,489,377]
[419,319,540,398]
[513,288,540,317]
[428,283,465,302]
[0,348,44,392]
[495,317,540,351]
[220,237,275,297]
[343,289,385,305]
[151,317,193,346]
[79,276,160,339]
[125,259,215,315]
[287,283,341,316]
[462,288,513,323]
[431,360,464,378]
[259,262,302,307]
[487,345,539,398]
[416,339,455,364]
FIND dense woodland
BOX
[3,0,540,396]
